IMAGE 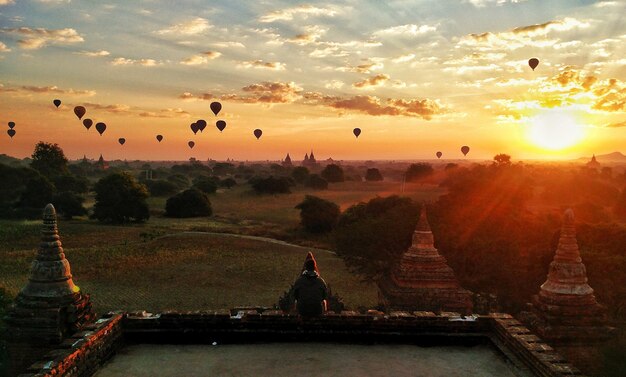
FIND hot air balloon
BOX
[7,129,16,138]
[353,128,361,138]
[74,106,86,120]
[196,119,207,132]
[95,122,106,136]
[8,121,15,129]
[82,119,93,130]
[156,135,163,142]
[118,138,126,145]
[461,145,470,156]
[190,122,199,135]
[528,58,539,71]
[210,101,222,116]
[188,141,195,149]
[53,99,61,108]
[436,151,442,159]
[253,129,262,139]
[216,120,226,132]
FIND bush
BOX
[52,191,87,219]
[219,177,237,188]
[167,173,190,189]
[295,195,340,233]
[250,176,292,194]
[405,163,434,182]
[365,168,383,181]
[305,174,328,190]
[165,189,212,218]
[93,172,150,223]
[146,179,179,197]
[321,164,344,183]
[192,175,219,194]
[292,166,310,184]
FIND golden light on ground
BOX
[525,108,586,151]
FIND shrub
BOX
[295,195,340,233]
[165,189,212,218]
[291,166,310,184]
[405,163,434,182]
[192,176,219,194]
[305,174,328,190]
[365,168,383,181]
[250,176,291,194]
[321,164,344,183]
[92,172,149,223]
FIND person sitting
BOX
[293,253,328,317]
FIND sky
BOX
[0,0,625,161]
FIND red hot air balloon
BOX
[190,122,199,135]
[436,151,442,159]
[7,129,16,138]
[118,138,126,145]
[253,129,262,139]
[216,120,226,132]
[461,145,470,156]
[74,106,86,120]
[528,58,539,71]
[196,119,207,132]
[53,99,61,108]
[210,101,222,116]
[188,141,195,149]
[156,135,163,142]
[8,121,15,129]
[82,119,93,130]
[353,128,361,138]
[95,122,106,136]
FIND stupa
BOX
[377,210,473,314]
[6,204,95,374]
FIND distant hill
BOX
[0,154,26,166]
[577,152,626,163]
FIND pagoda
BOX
[377,210,473,314]
[282,153,293,167]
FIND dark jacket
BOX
[293,270,328,316]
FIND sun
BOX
[526,108,586,150]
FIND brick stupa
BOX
[377,210,473,314]
[522,209,614,344]
[6,204,95,374]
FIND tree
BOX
[365,168,383,181]
[18,174,55,209]
[219,177,237,188]
[295,195,340,233]
[493,154,512,166]
[334,196,420,280]
[146,180,179,197]
[53,174,89,194]
[165,189,212,218]
[291,166,310,184]
[305,174,328,190]
[192,175,219,194]
[30,142,69,178]
[405,163,434,182]
[52,191,87,219]
[321,164,344,183]
[614,187,626,219]
[250,176,292,194]
[167,173,191,189]
[93,172,149,223]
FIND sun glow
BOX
[526,108,586,150]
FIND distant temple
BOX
[97,154,109,170]
[302,150,317,168]
[586,154,601,169]
[282,153,293,167]
[377,210,473,314]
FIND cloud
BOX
[0,84,95,96]
[83,102,131,113]
[180,51,221,65]
[212,41,245,48]
[353,74,390,89]
[0,42,10,52]
[309,46,349,58]
[0,27,84,49]
[352,62,384,73]
[392,54,415,63]
[237,60,286,71]
[157,17,211,36]
[324,80,344,89]
[36,0,71,3]
[111,57,161,66]
[139,108,190,118]
[75,50,110,57]
[0,0,15,5]
[465,0,527,7]
[605,121,626,128]
[327,96,444,119]
[287,25,327,45]
[373,24,437,37]
[259,4,340,23]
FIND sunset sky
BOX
[0,0,624,161]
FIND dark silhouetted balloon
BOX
[74,106,86,120]
[528,58,539,71]
[156,135,163,142]
[8,121,15,129]
[197,119,207,132]
[82,118,93,130]
[253,129,262,139]
[190,122,199,135]
[436,151,442,159]
[353,128,361,138]
[53,99,61,108]
[216,120,226,132]
[188,141,195,149]
[118,138,126,145]
[95,122,106,136]
[461,145,470,156]
[210,102,222,116]
[7,129,16,138]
